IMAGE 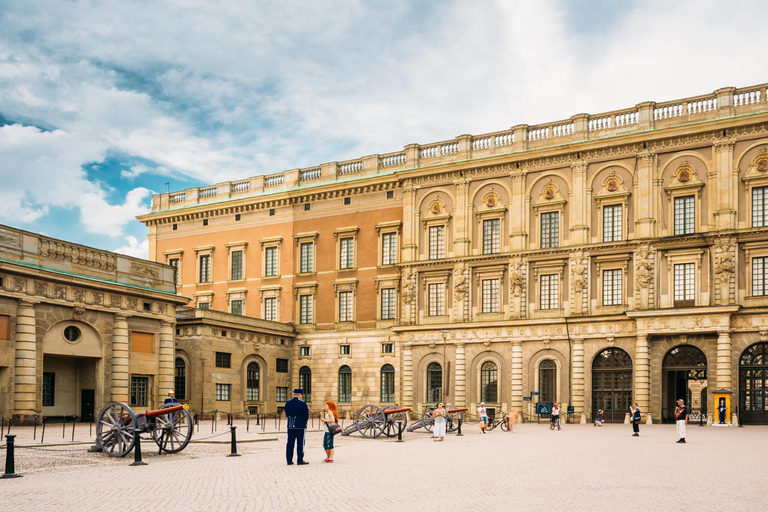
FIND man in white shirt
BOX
[477,402,489,434]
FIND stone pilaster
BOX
[510,340,523,413]
[634,151,657,238]
[716,330,732,391]
[509,171,528,251]
[634,334,650,417]
[402,342,414,410]
[158,320,175,405]
[570,160,589,244]
[401,181,417,263]
[713,138,737,229]
[454,343,466,407]
[453,177,470,257]
[14,300,38,417]
[111,314,130,403]
[572,339,585,418]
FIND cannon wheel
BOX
[151,403,194,453]
[95,401,138,457]
[382,405,408,437]
[355,404,386,438]
[447,408,463,433]
[421,405,437,433]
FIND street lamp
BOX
[441,329,449,403]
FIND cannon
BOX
[341,404,412,438]
[406,405,468,433]
[93,401,194,457]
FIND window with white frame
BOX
[540,274,559,309]
[300,242,314,273]
[264,246,278,276]
[339,291,353,322]
[481,278,500,313]
[382,232,397,265]
[673,263,695,307]
[299,295,313,324]
[753,186,768,228]
[541,212,559,248]
[381,288,396,320]
[428,283,445,316]
[215,383,231,401]
[199,254,211,283]
[276,386,288,402]
[169,258,181,286]
[482,219,500,254]
[300,346,310,356]
[340,237,354,269]
[264,297,277,321]
[674,196,695,235]
[340,344,351,355]
[753,257,768,296]
[428,225,446,259]
[382,343,394,354]
[130,376,149,406]
[603,204,623,242]
[198,301,211,310]
[230,250,243,280]
[230,299,243,315]
[602,269,622,306]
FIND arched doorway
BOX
[426,362,442,403]
[592,348,632,423]
[174,358,187,401]
[662,345,707,423]
[538,360,556,403]
[480,361,498,403]
[739,342,768,424]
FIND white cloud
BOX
[113,235,149,259]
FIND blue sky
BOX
[1,0,766,257]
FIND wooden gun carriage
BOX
[406,405,467,433]
[341,405,412,438]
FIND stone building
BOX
[139,84,768,424]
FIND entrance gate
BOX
[739,343,768,424]
[662,345,707,423]
[591,348,632,423]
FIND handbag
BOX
[327,422,342,436]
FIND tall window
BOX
[169,258,180,286]
[540,274,559,309]
[427,362,442,402]
[216,352,232,368]
[673,263,695,307]
[541,212,559,248]
[300,242,314,273]
[230,299,243,316]
[339,365,352,403]
[428,283,445,316]
[42,372,55,407]
[483,219,500,254]
[481,361,498,403]
[299,366,312,402]
[380,364,395,402]
[264,297,277,321]
[246,362,260,401]
[602,269,622,306]
[339,291,353,322]
[481,279,500,313]
[276,387,288,403]
[381,288,396,320]
[753,186,768,227]
[299,295,313,324]
[340,237,354,269]
[674,196,695,235]
[174,358,186,400]
[276,358,289,373]
[539,360,556,403]
[264,246,278,277]
[428,226,446,259]
[215,384,231,401]
[130,376,148,406]
[753,257,768,296]
[199,254,211,283]
[230,250,243,280]
[382,232,397,265]
[603,204,622,242]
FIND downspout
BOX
[565,317,572,413]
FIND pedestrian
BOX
[284,388,310,465]
[164,389,178,405]
[594,409,604,427]
[432,403,447,441]
[630,403,641,436]
[320,401,339,463]
[550,402,561,430]
[674,398,689,443]
[506,409,517,433]
[477,402,488,434]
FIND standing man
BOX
[285,388,310,465]
[675,398,689,443]
[630,403,641,437]
[718,398,727,424]
[164,389,178,405]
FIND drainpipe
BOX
[565,318,572,413]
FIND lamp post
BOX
[441,330,449,403]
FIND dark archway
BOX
[592,348,633,423]
[427,362,442,403]
[662,345,707,423]
[739,343,768,424]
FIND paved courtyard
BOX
[1,421,767,511]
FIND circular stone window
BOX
[63,325,82,343]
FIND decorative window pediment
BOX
[743,148,768,182]
[532,180,567,208]
[424,195,451,223]
[664,162,704,192]
[476,189,507,213]
[595,172,631,199]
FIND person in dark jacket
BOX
[164,389,178,405]
[630,403,641,436]
[284,388,310,465]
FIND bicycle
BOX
[486,414,510,432]
[550,416,561,430]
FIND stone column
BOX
[634,334,651,420]
[572,339,585,421]
[510,340,524,417]
[716,330,732,391]
[158,320,175,405]
[14,300,38,417]
[111,314,130,403]
[634,151,657,238]
[402,342,414,410]
[454,343,466,407]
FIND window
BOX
[299,366,312,402]
[540,274,559,310]
[174,358,186,401]
[382,343,394,354]
[541,212,559,248]
[130,376,148,406]
[340,344,351,355]
[246,362,260,401]
[753,257,768,296]
[481,279,500,313]
[199,254,211,283]
[230,250,243,280]
[131,332,153,354]
[173,223,178,230]
[215,352,231,368]
[300,242,314,273]
[304,203,311,211]
[603,204,622,242]
[427,362,442,402]
[276,358,289,373]
[380,364,395,402]
[169,258,180,286]
[64,325,81,342]
[299,295,313,324]
[264,246,278,277]
[428,226,446,259]
[673,263,695,307]
[276,387,288,402]
[235,214,241,221]
[264,297,277,321]
[428,283,445,316]
[387,191,394,199]
[216,383,231,401]
[143,302,151,311]
[382,232,397,265]
[339,366,352,402]
[199,302,211,310]
[381,288,396,320]
[539,360,556,403]
[300,346,310,356]
[203,219,208,226]
[230,299,243,315]
[602,269,623,306]
[344,197,351,205]
[340,237,354,269]
[482,219,500,254]
[42,372,55,407]
[339,291,353,322]
[481,361,498,403]
[269,208,275,216]
[674,196,695,235]
[753,186,768,227]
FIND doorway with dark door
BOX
[662,345,707,423]
[81,389,94,422]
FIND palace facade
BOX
[139,84,768,424]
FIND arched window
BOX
[246,362,260,401]
[427,362,442,403]
[381,364,395,403]
[481,361,498,403]
[339,365,352,403]
[740,343,768,424]
[174,358,186,401]
[592,348,632,423]
[539,359,556,403]
[299,366,312,402]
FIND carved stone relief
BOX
[53,285,67,299]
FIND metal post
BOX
[228,426,240,457]
[256,413,260,426]
[131,436,147,466]
[5,416,10,436]
[41,418,46,444]
[246,412,250,433]
[89,414,93,438]
[0,417,4,437]
[62,416,66,438]
[457,417,463,436]
[2,434,22,478]
[396,421,404,443]
[71,416,77,441]
[278,415,281,431]
[33,415,38,440]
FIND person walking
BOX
[550,403,561,430]
[675,398,689,443]
[630,403,641,437]
[432,403,447,441]
[320,401,339,463]
[284,388,310,465]
[594,409,604,427]
[477,402,489,434]
[164,389,178,405]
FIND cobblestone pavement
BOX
[1,422,767,511]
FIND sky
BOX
[1,0,766,259]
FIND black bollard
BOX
[33,415,38,440]
[2,434,22,479]
[89,414,93,438]
[228,426,240,457]
[396,421,404,443]
[62,416,66,438]
[71,416,77,441]
[131,436,147,466]
[5,416,10,436]
[699,414,704,427]
[456,418,463,436]
[194,413,199,426]
[41,418,46,444]
[256,413,260,426]
[0,417,4,438]
[246,412,250,433]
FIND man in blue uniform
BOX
[284,388,309,465]
[164,389,178,405]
